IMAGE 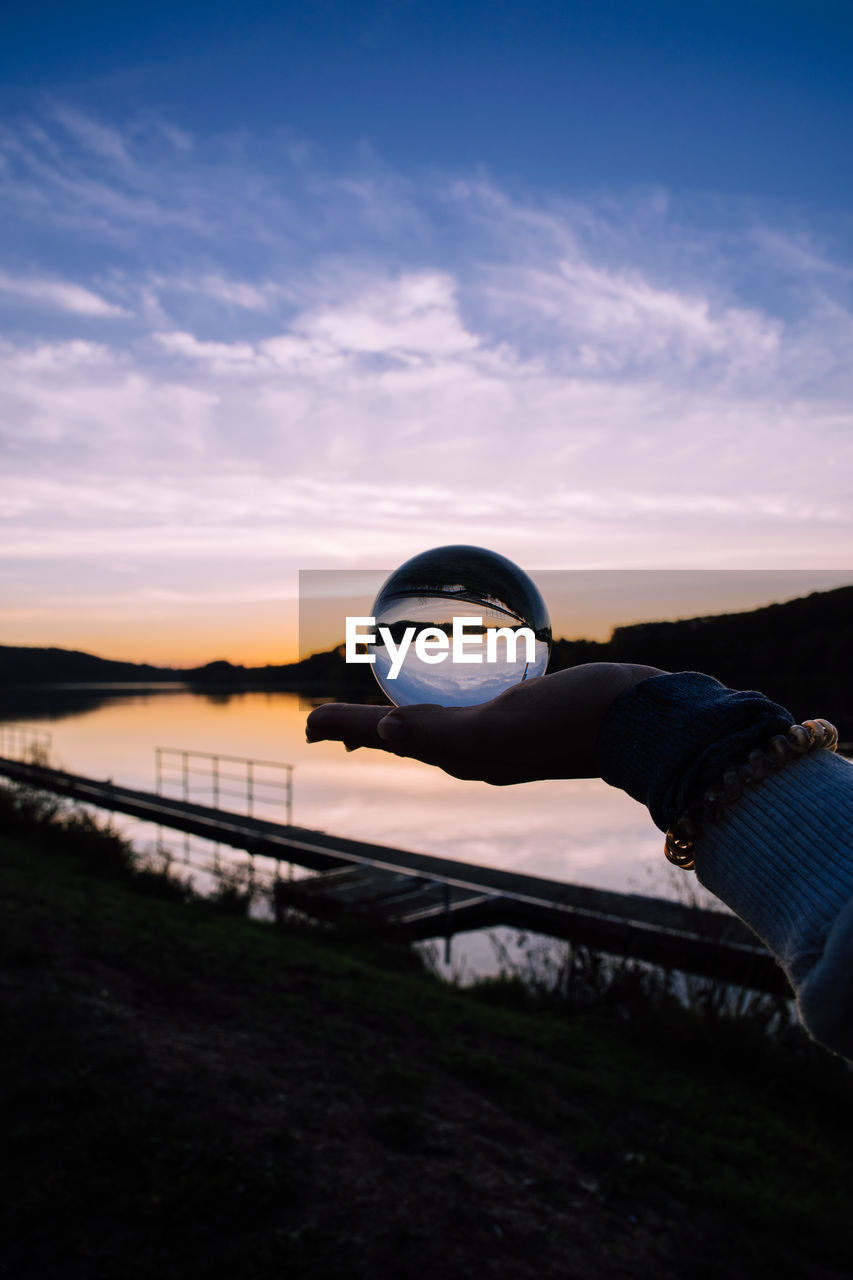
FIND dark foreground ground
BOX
[2,816,853,1280]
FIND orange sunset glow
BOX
[7,568,850,670]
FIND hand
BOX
[305,662,665,785]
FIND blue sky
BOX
[1,1,852,663]
[4,1,853,203]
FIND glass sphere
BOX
[369,545,551,707]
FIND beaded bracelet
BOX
[664,718,839,871]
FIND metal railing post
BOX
[147,746,295,898]
[182,751,190,862]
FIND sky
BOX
[2,0,852,665]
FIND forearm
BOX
[597,672,853,1059]
[698,751,853,1058]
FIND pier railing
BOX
[0,722,52,764]
[154,747,294,824]
[151,746,295,894]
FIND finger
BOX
[306,704,391,747]
[307,701,481,772]
[375,703,491,759]
[373,703,520,780]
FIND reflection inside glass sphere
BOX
[369,545,551,707]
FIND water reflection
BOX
[0,683,191,722]
[4,687,674,883]
[2,687,688,975]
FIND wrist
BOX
[596,671,794,832]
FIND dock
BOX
[0,753,790,994]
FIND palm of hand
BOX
[306,662,664,786]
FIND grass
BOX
[2,782,853,1278]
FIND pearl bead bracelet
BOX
[664,718,839,871]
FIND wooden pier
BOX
[0,754,790,994]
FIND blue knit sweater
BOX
[597,672,853,1060]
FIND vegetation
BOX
[2,781,853,1279]
[549,584,853,738]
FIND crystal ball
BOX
[369,545,551,707]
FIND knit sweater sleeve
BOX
[596,671,853,1060]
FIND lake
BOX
[2,686,704,977]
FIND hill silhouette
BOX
[1,584,851,734]
[0,642,378,699]
[0,646,184,686]
[548,584,853,734]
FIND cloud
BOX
[153,273,277,312]
[0,111,212,240]
[51,103,135,171]
[478,257,782,382]
[154,330,260,370]
[0,272,129,317]
[0,101,851,656]
[295,272,479,360]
